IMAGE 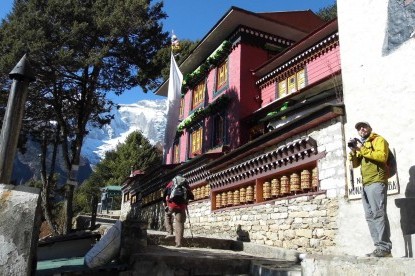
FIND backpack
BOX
[386,148,397,178]
[168,175,188,204]
[372,138,397,178]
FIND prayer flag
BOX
[164,52,183,161]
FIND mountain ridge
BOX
[11,98,167,185]
[83,98,167,165]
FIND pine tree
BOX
[74,130,161,213]
[0,0,168,234]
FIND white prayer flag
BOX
[163,53,183,161]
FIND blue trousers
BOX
[362,182,392,251]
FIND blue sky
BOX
[0,0,335,104]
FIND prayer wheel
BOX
[300,169,311,191]
[205,184,211,198]
[215,193,221,209]
[280,176,290,196]
[263,181,271,200]
[239,187,246,204]
[221,192,227,207]
[227,191,233,206]
[246,185,254,203]
[233,189,240,206]
[312,167,319,191]
[271,178,280,198]
[290,173,300,194]
[199,186,203,198]
[254,185,257,201]
[195,187,200,200]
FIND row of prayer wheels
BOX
[192,184,211,200]
[215,185,257,208]
[142,189,163,205]
[214,167,318,208]
[262,167,318,200]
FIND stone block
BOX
[0,184,41,276]
[296,229,313,238]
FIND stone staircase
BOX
[121,230,302,276]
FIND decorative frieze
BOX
[256,33,339,86]
[207,136,319,190]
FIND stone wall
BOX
[137,201,165,230]
[138,119,346,254]
[120,201,130,221]
[186,194,338,254]
[140,194,339,254]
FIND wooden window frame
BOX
[212,114,225,147]
[179,98,185,118]
[216,60,228,92]
[123,192,130,202]
[173,142,180,164]
[192,82,205,110]
[190,127,203,156]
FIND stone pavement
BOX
[120,229,301,275]
[121,230,415,276]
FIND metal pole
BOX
[0,54,35,184]
[349,160,355,190]
[90,195,98,229]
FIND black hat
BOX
[355,121,371,130]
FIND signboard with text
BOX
[347,163,400,200]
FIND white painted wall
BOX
[336,0,415,257]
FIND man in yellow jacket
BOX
[349,121,392,257]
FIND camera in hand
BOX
[347,138,360,148]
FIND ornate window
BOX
[179,98,185,118]
[191,127,203,155]
[123,192,130,202]
[216,60,228,91]
[173,142,180,163]
[277,68,307,98]
[192,82,205,109]
[212,114,225,147]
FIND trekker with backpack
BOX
[348,121,393,257]
[162,175,194,247]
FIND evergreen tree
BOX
[74,130,161,213]
[317,2,337,21]
[0,0,168,234]
[155,39,199,81]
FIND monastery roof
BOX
[252,19,338,80]
[155,6,325,97]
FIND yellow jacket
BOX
[349,132,388,185]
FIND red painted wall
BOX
[260,83,277,107]
[258,44,341,109]
[238,43,270,145]
[165,42,280,164]
[307,45,341,85]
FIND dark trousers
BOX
[165,207,186,246]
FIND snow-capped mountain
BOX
[82,99,167,165]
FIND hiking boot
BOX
[366,249,392,257]
[365,250,375,257]
[373,249,392,257]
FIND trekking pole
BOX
[349,160,354,191]
[185,206,194,243]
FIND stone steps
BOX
[121,230,302,275]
